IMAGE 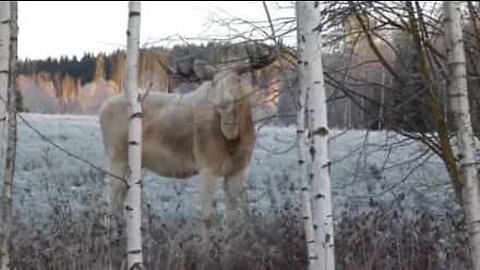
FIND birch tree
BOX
[0,1,10,162]
[0,2,17,270]
[295,2,318,269]
[124,2,143,269]
[444,2,480,269]
[298,1,336,269]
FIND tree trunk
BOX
[295,2,318,269]
[300,1,336,269]
[0,2,10,162]
[124,2,143,269]
[444,2,480,269]
[0,2,17,270]
[379,66,385,130]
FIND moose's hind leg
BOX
[105,157,128,236]
[102,156,127,270]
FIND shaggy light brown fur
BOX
[99,68,255,244]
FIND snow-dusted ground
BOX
[6,113,457,230]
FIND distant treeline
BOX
[17,42,278,89]
[14,42,286,117]
[18,53,96,86]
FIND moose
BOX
[98,49,275,246]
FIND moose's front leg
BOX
[223,170,246,231]
[198,169,217,248]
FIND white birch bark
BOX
[296,2,318,269]
[124,2,143,269]
[0,2,16,270]
[444,2,480,269]
[301,1,335,269]
[0,1,10,162]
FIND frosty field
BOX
[3,113,466,269]
[8,112,458,227]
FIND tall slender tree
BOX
[301,1,336,269]
[444,2,480,269]
[0,2,10,161]
[296,2,318,269]
[124,1,143,269]
[0,2,17,270]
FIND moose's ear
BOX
[193,59,216,81]
[239,73,255,97]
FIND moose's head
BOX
[159,44,276,139]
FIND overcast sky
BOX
[17,1,295,60]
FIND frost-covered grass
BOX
[3,113,468,269]
[10,113,456,220]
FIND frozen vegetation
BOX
[7,113,456,229]
[1,113,467,269]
